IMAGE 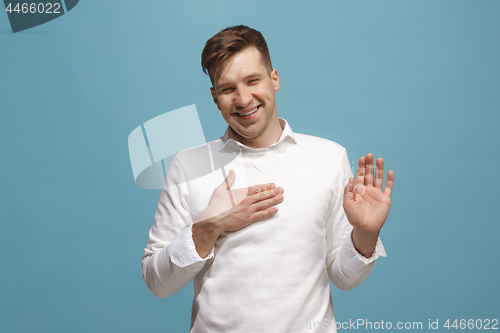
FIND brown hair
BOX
[201,25,273,86]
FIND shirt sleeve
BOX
[325,147,387,291]
[142,156,214,299]
[339,230,386,272]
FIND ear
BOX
[210,87,220,110]
[271,69,280,92]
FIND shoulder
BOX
[291,133,352,180]
[167,137,228,183]
[293,133,347,155]
[172,137,223,163]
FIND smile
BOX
[238,106,259,117]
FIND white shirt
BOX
[142,119,385,333]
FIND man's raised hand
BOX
[343,153,394,257]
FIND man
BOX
[142,25,395,332]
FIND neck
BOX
[231,116,284,149]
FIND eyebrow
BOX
[217,72,263,90]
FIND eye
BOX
[221,87,235,94]
[248,79,259,84]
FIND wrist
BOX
[351,227,379,258]
[193,218,223,239]
[352,226,379,241]
[192,218,225,259]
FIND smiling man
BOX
[209,45,281,149]
[142,25,395,332]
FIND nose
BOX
[234,86,253,108]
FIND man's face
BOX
[211,47,280,143]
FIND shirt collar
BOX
[220,118,298,152]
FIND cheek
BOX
[262,82,276,97]
[217,98,232,112]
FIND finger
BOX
[384,170,395,197]
[251,207,279,223]
[374,158,384,190]
[356,156,365,186]
[249,187,283,204]
[365,153,374,186]
[251,192,284,213]
[344,177,355,201]
[247,183,276,195]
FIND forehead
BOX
[214,47,268,86]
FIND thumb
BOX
[218,169,235,191]
[344,177,355,201]
[224,169,235,190]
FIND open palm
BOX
[343,153,394,235]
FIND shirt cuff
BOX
[339,230,387,272]
[169,224,215,268]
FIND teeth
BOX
[240,107,258,116]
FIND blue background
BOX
[1,1,499,332]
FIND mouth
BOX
[237,105,260,120]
